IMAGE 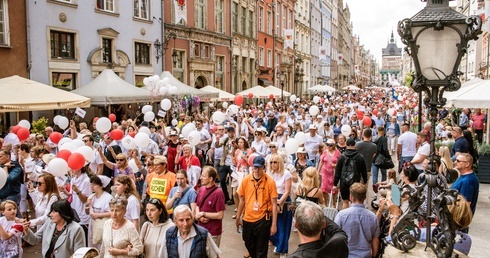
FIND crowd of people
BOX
[0,85,484,258]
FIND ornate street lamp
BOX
[154,32,177,64]
[279,71,286,101]
[396,0,481,257]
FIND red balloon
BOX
[16,127,30,141]
[393,110,397,116]
[373,109,379,116]
[248,153,259,167]
[57,149,72,162]
[67,153,86,170]
[356,110,364,120]
[49,132,63,144]
[110,129,124,140]
[108,114,117,122]
[248,92,254,98]
[269,94,274,100]
[12,125,21,134]
[128,132,136,138]
[363,117,372,127]
[235,94,244,106]
[377,103,383,108]
[320,98,325,104]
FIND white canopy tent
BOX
[200,85,235,101]
[159,71,218,100]
[72,69,154,105]
[444,79,490,108]
[265,85,291,98]
[342,85,360,91]
[236,85,272,98]
[308,84,336,93]
[0,75,90,112]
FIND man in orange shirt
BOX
[144,155,176,212]
[236,156,278,258]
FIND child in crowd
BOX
[0,200,24,258]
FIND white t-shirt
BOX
[126,194,141,223]
[270,170,292,195]
[89,149,103,175]
[90,191,112,214]
[304,133,323,160]
[413,142,430,170]
[71,173,92,225]
[397,131,417,157]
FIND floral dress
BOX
[320,149,341,194]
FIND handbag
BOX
[374,153,395,169]
[92,217,109,245]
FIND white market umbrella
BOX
[200,85,235,101]
[308,84,336,93]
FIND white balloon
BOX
[212,111,226,124]
[228,104,239,115]
[285,138,300,155]
[152,75,160,81]
[0,167,7,189]
[309,106,320,116]
[168,86,178,95]
[387,108,395,116]
[58,137,72,147]
[181,125,194,138]
[159,86,168,96]
[171,119,178,126]
[122,136,137,149]
[290,95,297,102]
[143,77,150,86]
[57,116,69,130]
[134,132,150,148]
[18,119,31,129]
[144,111,155,122]
[71,139,85,149]
[128,159,139,173]
[341,125,352,137]
[295,132,307,145]
[222,102,229,109]
[139,126,151,136]
[295,98,301,102]
[313,96,321,104]
[95,117,112,133]
[59,142,77,152]
[160,99,172,111]
[47,158,69,178]
[74,146,94,162]
[156,80,165,88]
[142,105,153,114]
[186,123,196,131]
[53,115,62,125]
[188,130,201,146]
[162,77,170,86]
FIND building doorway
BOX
[195,76,207,89]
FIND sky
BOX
[345,0,428,62]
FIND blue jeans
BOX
[399,156,414,173]
[372,164,386,185]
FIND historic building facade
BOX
[380,31,402,87]
[0,0,28,79]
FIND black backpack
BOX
[341,153,359,185]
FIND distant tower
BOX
[380,30,402,87]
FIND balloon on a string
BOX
[108,114,116,122]
[285,138,300,155]
[373,109,379,116]
[95,117,111,133]
[171,119,178,126]
[134,132,150,148]
[212,111,225,124]
[49,132,63,144]
[53,115,62,125]
[160,99,172,111]
[122,136,137,149]
[290,95,297,102]
[71,139,85,149]
[159,86,168,96]
[309,106,320,116]
[144,111,155,122]
[47,158,69,178]
[362,117,372,127]
[68,153,85,170]
[228,105,239,115]
[356,110,364,120]
[248,153,259,167]
[128,159,139,174]
[57,116,69,130]
[341,125,352,137]
[313,96,321,104]
[58,137,72,147]
[128,132,136,138]
[74,146,94,162]
[138,126,151,135]
[156,80,165,88]
[12,125,21,134]
[59,142,77,152]
[234,94,244,106]
[269,94,274,100]
[142,105,153,114]
[168,86,178,95]
[143,77,150,86]
[110,129,124,140]
[181,125,194,138]
[294,132,306,145]
[162,77,170,86]
[295,98,301,103]
[16,127,30,141]
[0,167,7,189]
[57,149,72,162]
[188,130,201,146]
[18,119,31,129]
[248,92,254,98]
[222,102,228,109]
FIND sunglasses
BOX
[82,140,90,142]
[326,144,334,147]
[269,146,277,148]
[455,159,468,163]
[116,159,125,162]
[255,133,260,136]
[37,182,45,186]
[154,163,165,166]
[270,161,279,164]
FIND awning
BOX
[258,78,273,86]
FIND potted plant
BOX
[477,144,490,183]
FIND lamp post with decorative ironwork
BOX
[396,0,481,256]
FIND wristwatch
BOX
[202,212,206,218]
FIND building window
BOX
[267,49,272,68]
[241,7,246,35]
[258,6,263,32]
[267,10,272,34]
[282,6,286,30]
[249,58,255,75]
[203,45,210,59]
[52,72,76,90]
[248,10,254,37]
[216,55,224,89]
[215,0,224,33]
[0,0,9,46]
[242,57,247,72]
[173,50,185,83]
[196,0,206,29]
[275,3,280,36]
[135,42,150,65]
[96,0,114,12]
[102,38,112,63]
[194,42,200,57]
[133,0,149,20]
[259,47,264,66]
[232,3,238,33]
[135,75,147,87]
[50,30,75,59]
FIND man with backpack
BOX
[333,139,367,210]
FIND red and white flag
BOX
[284,29,294,49]
[174,0,187,24]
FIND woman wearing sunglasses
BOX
[27,173,60,230]
[98,148,136,183]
